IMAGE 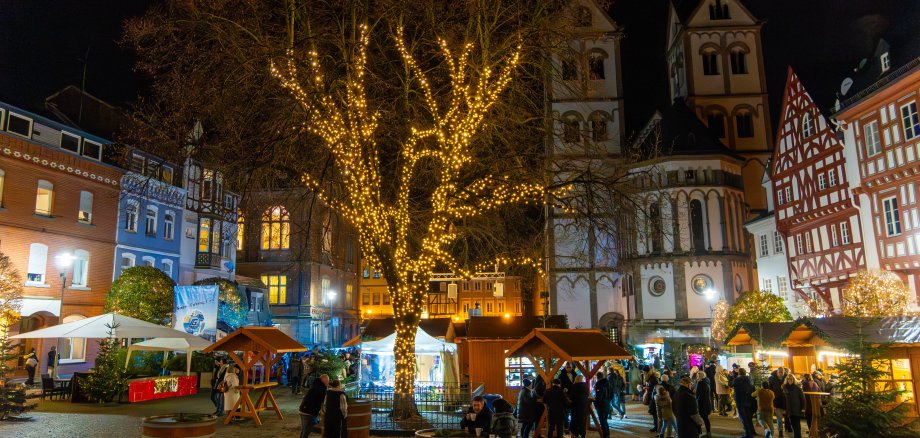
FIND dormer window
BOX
[881,52,891,72]
[61,132,81,153]
[7,112,32,138]
[82,140,102,160]
[709,0,730,20]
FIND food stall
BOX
[124,337,212,403]
[358,327,458,387]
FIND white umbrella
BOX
[10,312,197,340]
[125,337,213,376]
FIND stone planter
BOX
[141,413,217,438]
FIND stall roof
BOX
[464,315,568,339]
[783,316,920,347]
[506,328,632,361]
[203,326,307,354]
[359,318,452,339]
[724,321,797,347]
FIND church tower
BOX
[666,0,772,213]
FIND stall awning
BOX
[506,328,632,361]
[203,326,307,354]
[724,322,797,347]
[782,316,920,347]
[361,327,456,355]
[11,312,199,340]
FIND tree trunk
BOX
[390,281,425,420]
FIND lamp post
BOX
[325,290,337,348]
[54,253,75,379]
[704,288,719,348]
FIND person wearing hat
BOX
[490,398,517,438]
[593,372,612,438]
[543,379,569,438]
[675,376,703,438]
[517,379,541,438]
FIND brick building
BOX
[0,101,123,375]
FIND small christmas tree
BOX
[0,251,32,420]
[83,324,128,404]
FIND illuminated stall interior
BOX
[723,322,796,370]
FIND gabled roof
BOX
[836,35,920,114]
[463,315,568,339]
[359,318,452,339]
[505,328,632,361]
[670,0,757,26]
[630,98,740,161]
[724,321,796,347]
[783,316,920,347]
[203,326,307,354]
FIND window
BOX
[777,189,784,205]
[563,117,580,143]
[164,212,175,240]
[125,202,138,232]
[588,51,606,80]
[730,48,747,75]
[383,292,390,305]
[362,293,370,306]
[121,254,135,273]
[60,315,86,362]
[690,199,706,251]
[142,256,155,268]
[707,113,726,138]
[249,292,263,312]
[373,270,381,279]
[864,121,881,156]
[759,234,769,257]
[7,112,32,137]
[774,231,784,253]
[831,225,839,247]
[802,113,816,138]
[874,358,914,405]
[77,191,93,223]
[777,277,789,300]
[362,267,370,279]
[486,302,494,313]
[161,260,173,277]
[162,165,174,185]
[702,50,719,76]
[829,169,838,187]
[901,102,920,140]
[709,0,730,20]
[498,302,505,313]
[345,237,355,264]
[71,249,89,288]
[145,207,157,236]
[346,284,354,309]
[591,117,608,142]
[26,243,48,285]
[881,53,891,72]
[198,218,212,252]
[805,233,813,253]
[81,140,102,160]
[322,276,334,307]
[884,197,902,236]
[796,235,804,254]
[841,221,851,244]
[261,275,286,304]
[763,278,773,292]
[561,58,577,80]
[372,292,381,305]
[35,180,53,216]
[785,187,792,204]
[261,206,290,250]
[736,111,754,138]
[61,132,81,153]
[818,174,827,191]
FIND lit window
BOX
[145,207,157,236]
[261,206,290,250]
[346,284,354,309]
[261,275,287,304]
[774,231,784,253]
[236,213,244,250]
[702,50,719,76]
[362,267,370,279]
[901,102,920,140]
[35,180,53,216]
[26,243,48,285]
[125,202,138,232]
[864,121,881,156]
[60,314,86,362]
[736,111,754,138]
[78,191,93,223]
[730,48,747,75]
[198,218,211,251]
[883,197,902,236]
[322,276,334,307]
[71,249,89,287]
[164,212,175,240]
[874,358,914,405]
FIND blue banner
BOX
[173,285,219,342]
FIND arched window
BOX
[690,199,706,252]
[35,179,54,216]
[164,211,175,240]
[60,314,86,362]
[709,0,730,20]
[730,47,748,74]
[702,49,719,76]
[589,112,609,142]
[588,50,607,80]
[707,112,726,138]
[736,110,754,138]
[142,256,155,267]
[125,201,139,232]
[648,203,662,254]
[71,249,89,287]
[802,112,816,138]
[120,253,136,273]
[145,206,158,236]
[160,259,173,278]
[562,115,581,143]
[261,206,290,250]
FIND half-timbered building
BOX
[772,68,866,310]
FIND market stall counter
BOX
[128,375,198,403]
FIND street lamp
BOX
[53,253,75,378]
[704,288,719,347]
[324,290,337,347]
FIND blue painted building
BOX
[113,149,186,283]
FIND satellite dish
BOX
[841,77,854,95]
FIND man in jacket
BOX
[705,361,717,405]
[299,374,329,438]
[675,376,702,438]
[557,362,578,428]
[593,372,612,438]
[695,371,713,436]
[517,379,541,438]
[730,367,757,438]
[543,379,569,438]
[769,367,788,436]
[608,369,627,419]
[290,353,304,395]
[568,375,590,438]
[460,396,493,436]
[320,379,348,438]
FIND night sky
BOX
[1,0,917,138]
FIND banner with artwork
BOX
[173,285,219,342]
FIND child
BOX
[754,380,776,438]
[655,385,677,438]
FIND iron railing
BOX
[344,381,484,432]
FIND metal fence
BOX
[344,381,484,432]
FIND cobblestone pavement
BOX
[0,389,756,438]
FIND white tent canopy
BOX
[125,337,213,376]
[361,327,456,355]
[10,313,197,340]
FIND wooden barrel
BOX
[142,413,217,438]
[346,398,372,438]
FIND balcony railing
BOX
[195,252,222,269]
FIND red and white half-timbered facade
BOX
[772,68,866,309]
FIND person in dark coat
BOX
[675,376,702,438]
[319,379,347,438]
[769,367,789,435]
[490,398,517,438]
[24,349,38,385]
[300,374,329,438]
[593,372,612,438]
[557,362,578,429]
[705,361,717,405]
[47,346,57,376]
[543,379,569,438]
[609,369,627,419]
[730,367,757,438]
[517,379,541,438]
[645,369,661,433]
[210,357,229,416]
[460,396,493,436]
[783,375,806,438]
[290,354,304,394]
[695,371,713,436]
[534,374,547,397]
[568,375,589,438]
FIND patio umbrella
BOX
[125,336,213,376]
[10,312,198,340]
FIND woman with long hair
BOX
[783,375,806,438]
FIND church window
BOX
[648,203,662,254]
[591,117,608,142]
[588,50,606,80]
[707,112,726,138]
[736,111,754,138]
[562,114,581,143]
[702,50,719,76]
[730,48,748,75]
[690,199,705,251]
[709,0,730,20]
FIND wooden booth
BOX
[203,327,307,426]
[723,322,796,370]
[505,328,633,438]
[455,316,567,404]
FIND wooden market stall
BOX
[203,326,307,426]
[723,321,797,370]
[505,328,633,438]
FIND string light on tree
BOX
[841,270,912,317]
